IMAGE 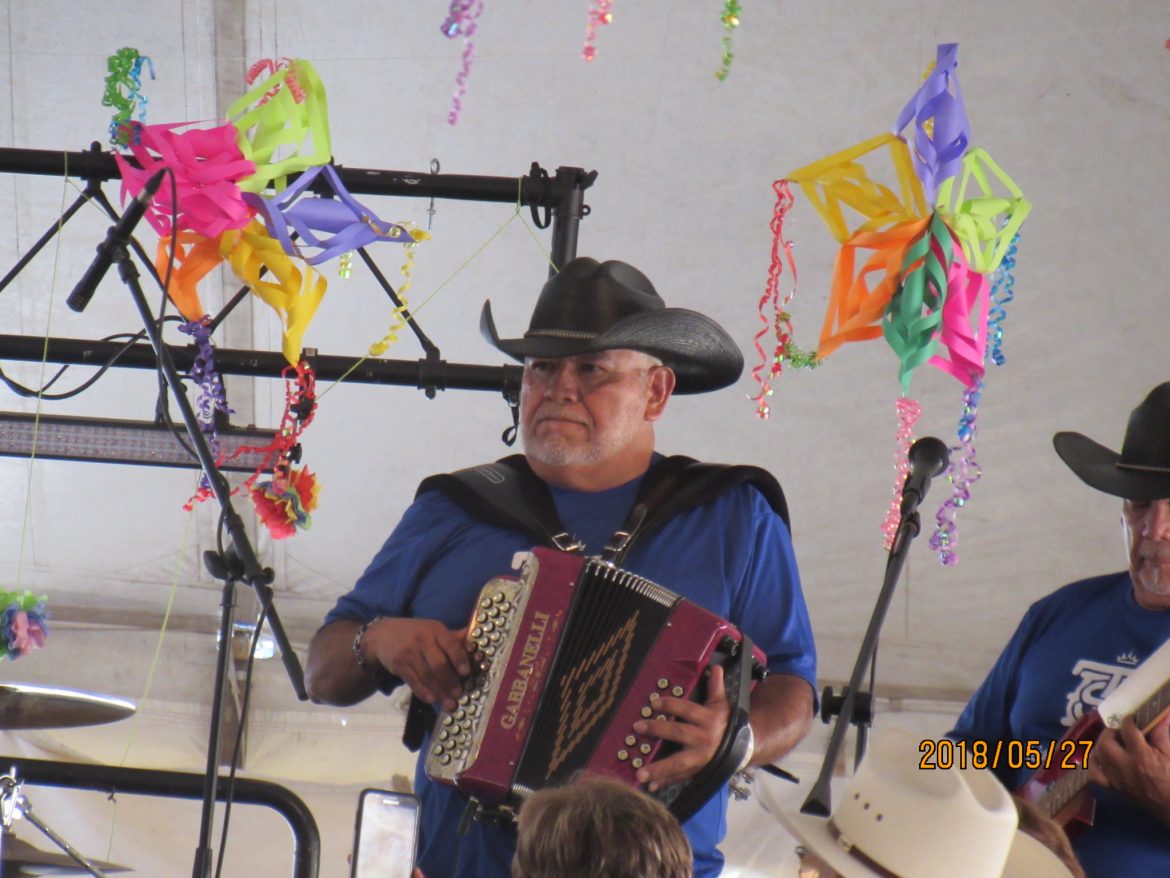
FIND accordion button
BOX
[657,678,669,689]
[480,598,492,609]
[489,632,501,643]
[617,750,629,761]
[432,745,443,755]
[472,627,483,638]
[640,743,652,755]
[486,647,497,657]
[656,715,667,722]
[641,707,653,718]
[632,758,644,769]
[493,592,506,603]
[625,735,637,747]
[440,754,451,764]
[672,686,685,697]
[649,692,661,702]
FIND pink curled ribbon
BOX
[881,396,922,548]
[750,180,798,418]
[442,0,485,125]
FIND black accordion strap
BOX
[416,454,583,552]
[604,455,791,565]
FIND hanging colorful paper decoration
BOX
[221,219,328,366]
[755,42,1032,560]
[243,163,416,265]
[251,466,321,539]
[441,0,485,125]
[582,0,614,62]
[1,590,48,661]
[186,360,318,513]
[154,231,220,322]
[715,1,742,81]
[114,120,256,239]
[102,48,154,146]
[229,58,331,193]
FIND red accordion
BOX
[424,546,765,819]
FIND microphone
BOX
[899,436,950,515]
[67,168,166,313]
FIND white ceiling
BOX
[1,1,1168,874]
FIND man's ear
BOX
[644,366,675,422]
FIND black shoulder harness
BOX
[415,453,789,566]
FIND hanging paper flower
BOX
[935,148,1031,274]
[786,132,926,243]
[893,43,970,203]
[251,467,321,539]
[229,58,331,193]
[243,163,415,265]
[155,231,221,321]
[883,212,955,393]
[221,219,328,366]
[114,121,256,239]
[1,590,49,661]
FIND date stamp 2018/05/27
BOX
[918,738,1094,771]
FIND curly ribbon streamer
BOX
[815,216,929,361]
[881,396,922,548]
[1,590,48,660]
[926,231,990,389]
[245,57,300,106]
[715,0,742,81]
[883,212,955,393]
[251,466,320,539]
[243,164,415,265]
[893,43,970,203]
[750,180,799,418]
[582,0,614,62]
[986,232,1018,366]
[229,59,331,194]
[786,133,926,243]
[221,220,327,365]
[154,232,220,321]
[930,382,984,565]
[368,228,430,357]
[442,0,485,125]
[935,148,1031,275]
[114,121,256,238]
[186,361,318,511]
[178,317,232,494]
[103,48,155,146]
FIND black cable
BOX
[0,323,181,399]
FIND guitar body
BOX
[1016,633,1170,831]
[1015,712,1101,833]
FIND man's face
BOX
[1123,498,1170,602]
[519,350,668,469]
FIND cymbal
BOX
[1,834,131,876]
[0,684,135,730]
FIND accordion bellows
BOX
[425,546,764,816]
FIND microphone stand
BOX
[799,451,943,816]
[93,231,305,878]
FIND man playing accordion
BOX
[306,257,817,878]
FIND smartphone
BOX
[350,788,420,878]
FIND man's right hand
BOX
[363,618,472,711]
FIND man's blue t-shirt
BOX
[327,463,816,878]
[950,572,1170,876]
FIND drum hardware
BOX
[1,769,130,876]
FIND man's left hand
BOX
[1088,714,1170,825]
[631,664,733,793]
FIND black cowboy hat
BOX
[1053,381,1170,501]
[479,257,743,394]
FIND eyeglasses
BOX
[522,357,662,393]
